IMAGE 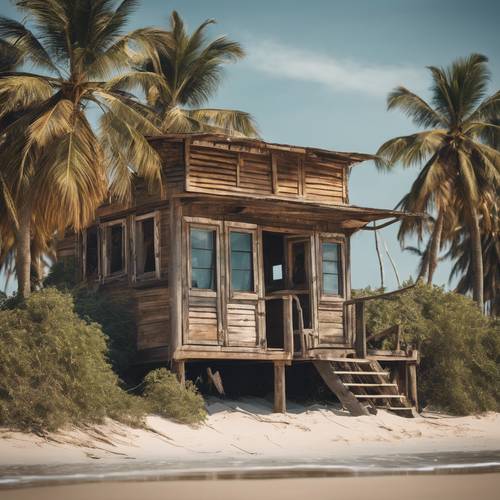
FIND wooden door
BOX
[315,232,348,346]
[224,222,262,347]
[183,217,223,345]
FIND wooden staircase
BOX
[313,359,416,417]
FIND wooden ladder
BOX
[313,359,416,417]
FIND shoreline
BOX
[1,474,500,500]
[2,398,499,491]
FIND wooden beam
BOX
[313,361,369,416]
[355,301,366,358]
[172,360,186,386]
[344,283,416,305]
[273,361,286,413]
[408,363,418,412]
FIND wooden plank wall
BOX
[187,144,346,204]
[317,302,345,345]
[136,287,169,350]
[227,302,259,347]
[187,296,219,343]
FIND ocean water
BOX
[1,450,500,488]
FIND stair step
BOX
[344,383,397,387]
[355,394,404,399]
[376,406,413,411]
[334,371,389,376]
[331,358,372,364]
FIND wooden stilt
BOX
[172,360,186,387]
[408,363,418,411]
[273,361,286,413]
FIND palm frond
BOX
[375,130,446,169]
[0,15,59,73]
[186,108,259,137]
[387,86,446,128]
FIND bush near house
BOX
[356,283,500,415]
[0,288,144,432]
[144,368,207,425]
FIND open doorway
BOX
[262,231,312,351]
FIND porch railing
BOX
[264,292,306,356]
[344,283,416,358]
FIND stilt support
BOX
[273,361,286,413]
[172,360,186,386]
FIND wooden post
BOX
[355,301,366,358]
[172,360,186,387]
[408,363,418,411]
[273,361,286,413]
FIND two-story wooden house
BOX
[58,133,420,416]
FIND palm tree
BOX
[0,0,170,298]
[377,54,500,310]
[131,11,258,136]
[448,198,499,316]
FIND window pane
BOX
[136,218,156,275]
[110,225,123,274]
[192,248,214,269]
[232,270,253,292]
[322,260,339,274]
[322,242,342,295]
[322,242,339,261]
[191,228,215,290]
[230,231,253,291]
[230,232,252,251]
[191,228,214,249]
[323,273,340,294]
[192,269,214,289]
[231,251,252,270]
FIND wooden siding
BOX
[186,143,347,205]
[304,158,344,204]
[187,296,219,343]
[227,302,259,347]
[317,302,345,344]
[136,287,169,350]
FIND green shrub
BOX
[0,288,145,432]
[357,283,500,415]
[73,289,136,381]
[43,261,137,380]
[143,368,207,425]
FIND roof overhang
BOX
[147,133,377,167]
[179,193,424,231]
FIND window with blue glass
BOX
[190,228,216,290]
[230,231,254,292]
[322,242,342,295]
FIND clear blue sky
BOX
[1,0,499,293]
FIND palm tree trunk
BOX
[427,211,444,285]
[469,206,484,310]
[373,224,385,289]
[16,204,32,299]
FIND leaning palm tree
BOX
[131,11,258,136]
[0,0,170,298]
[377,54,500,310]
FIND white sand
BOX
[1,397,499,466]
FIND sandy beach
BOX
[1,398,499,467]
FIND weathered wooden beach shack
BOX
[58,133,420,416]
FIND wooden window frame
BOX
[132,211,161,282]
[186,218,222,298]
[318,233,346,301]
[226,221,259,300]
[101,218,127,279]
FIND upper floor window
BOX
[190,228,215,290]
[322,241,343,295]
[85,226,98,277]
[103,221,126,276]
[135,215,156,277]
[230,231,254,292]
